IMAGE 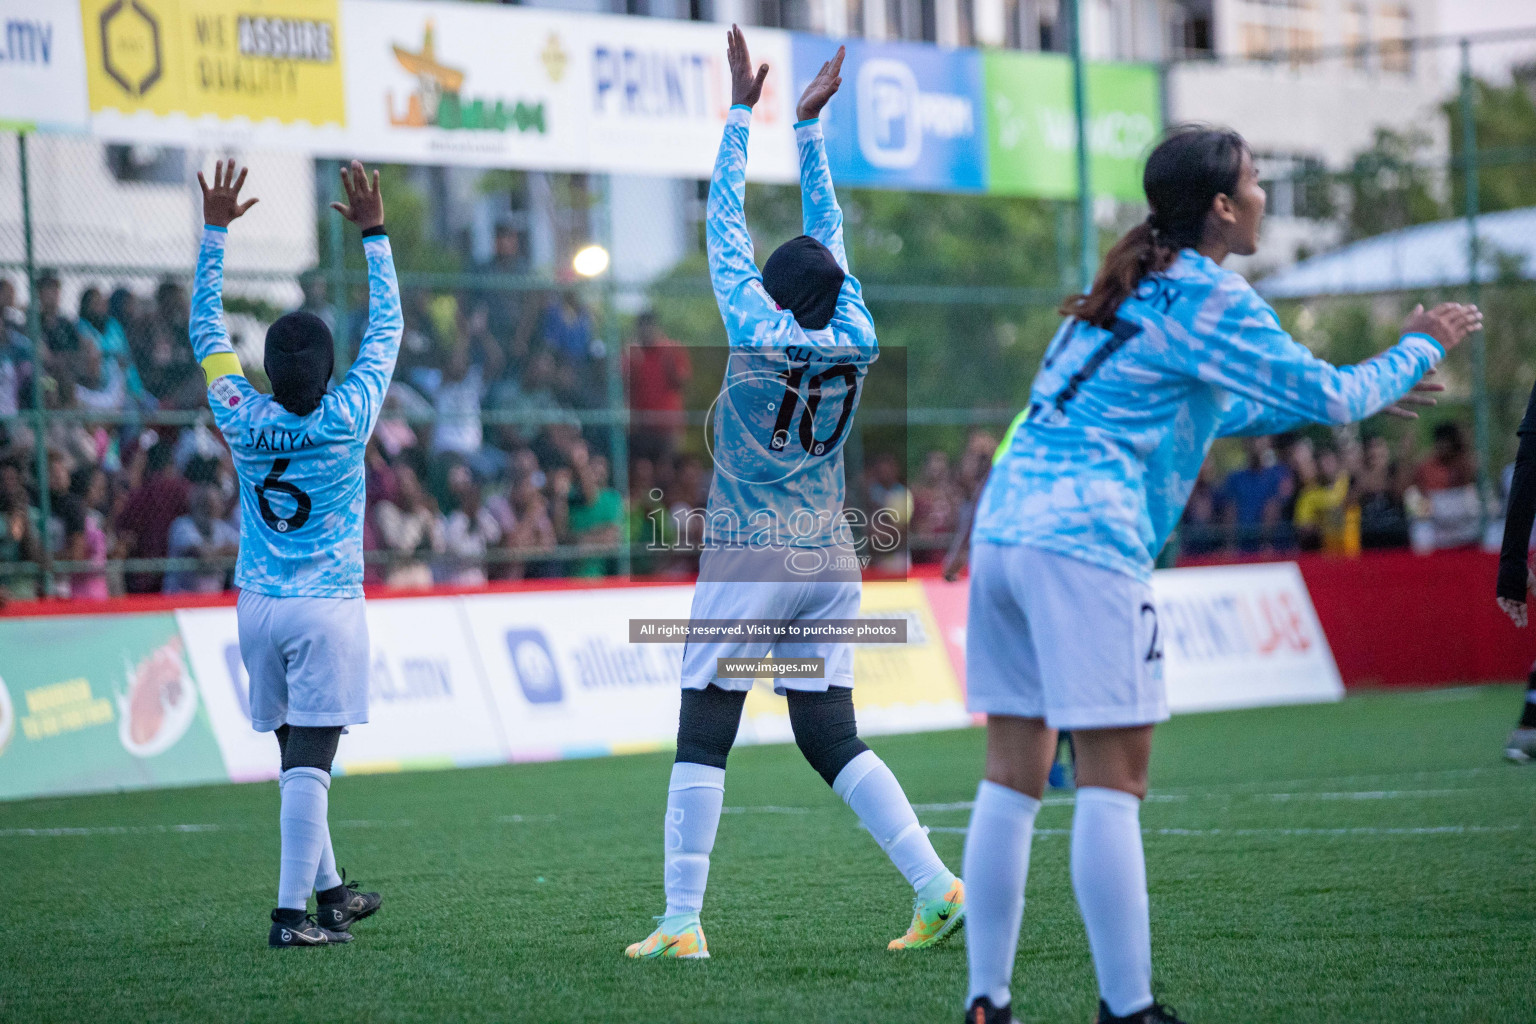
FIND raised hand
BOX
[1499,596,1528,628]
[197,160,259,229]
[330,160,385,230]
[1382,367,1446,420]
[796,46,845,122]
[1403,302,1482,353]
[727,24,768,109]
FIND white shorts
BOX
[237,590,370,732]
[681,546,861,695]
[965,541,1168,730]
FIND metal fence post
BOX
[326,159,349,377]
[597,173,631,577]
[1460,38,1492,524]
[18,131,52,597]
[1068,0,1095,293]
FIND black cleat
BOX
[269,909,351,947]
[316,871,382,931]
[1095,1000,1189,1024]
[964,996,1012,1023]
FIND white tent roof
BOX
[1257,206,1536,300]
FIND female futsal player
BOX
[959,127,1481,1023]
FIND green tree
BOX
[1447,69,1536,216]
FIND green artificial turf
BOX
[2,684,1533,1023]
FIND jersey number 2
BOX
[256,458,312,534]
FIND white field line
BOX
[928,824,1531,838]
[914,786,1507,814]
[0,815,551,838]
[1,778,1522,839]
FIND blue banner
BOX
[791,35,987,193]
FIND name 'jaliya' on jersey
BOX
[191,225,403,598]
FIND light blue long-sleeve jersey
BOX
[703,106,878,548]
[191,225,403,598]
[975,248,1443,581]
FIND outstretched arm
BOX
[707,25,794,347]
[1166,284,1479,426]
[329,161,403,439]
[192,161,259,418]
[795,47,847,268]
[1217,370,1445,437]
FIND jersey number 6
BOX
[256,458,312,534]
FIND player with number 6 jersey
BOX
[191,159,399,948]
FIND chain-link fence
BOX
[0,27,1532,602]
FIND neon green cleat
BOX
[625,913,710,960]
[887,874,965,950]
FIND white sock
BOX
[833,749,948,893]
[1071,786,1154,1018]
[963,780,1041,1009]
[314,824,342,893]
[277,767,331,911]
[664,761,725,917]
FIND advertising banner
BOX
[339,0,582,171]
[792,35,986,193]
[340,0,797,180]
[461,586,692,760]
[577,12,797,182]
[0,0,90,130]
[80,0,346,146]
[0,613,227,800]
[983,51,1161,202]
[739,580,971,745]
[1153,562,1344,713]
[177,598,506,782]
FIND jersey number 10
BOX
[767,362,859,458]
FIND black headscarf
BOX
[761,235,845,331]
[263,311,334,417]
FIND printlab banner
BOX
[1152,562,1344,713]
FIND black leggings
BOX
[274,724,343,773]
[675,685,869,786]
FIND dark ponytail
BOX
[1059,125,1250,329]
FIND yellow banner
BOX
[82,0,344,125]
[742,581,967,730]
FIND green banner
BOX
[984,51,1162,202]
[0,614,227,801]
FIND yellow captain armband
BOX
[201,351,244,386]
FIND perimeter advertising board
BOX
[792,34,986,193]
[0,613,226,800]
[178,598,505,782]
[983,51,1161,202]
[339,0,797,181]
[80,0,346,146]
[0,0,90,131]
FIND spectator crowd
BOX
[0,251,1499,602]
